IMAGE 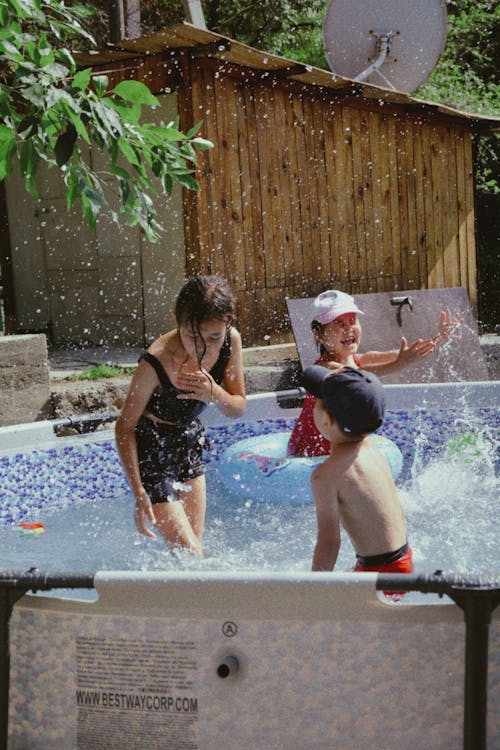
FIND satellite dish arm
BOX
[354,32,396,87]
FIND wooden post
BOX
[109,0,125,42]
[182,0,207,30]
[125,0,141,39]
[109,0,141,41]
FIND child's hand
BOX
[396,336,437,365]
[175,368,215,402]
[436,309,463,343]
[134,491,157,538]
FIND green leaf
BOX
[110,164,130,180]
[1,40,25,61]
[56,47,75,73]
[18,116,38,138]
[0,124,15,145]
[93,75,109,97]
[66,167,85,210]
[162,173,173,195]
[106,96,141,124]
[118,137,141,168]
[162,126,187,141]
[43,62,70,79]
[177,174,200,191]
[112,80,159,107]
[185,122,203,139]
[21,83,46,107]
[0,130,17,181]
[93,101,124,137]
[20,138,38,178]
[65,107,90,144]
[118,177,130,205]
[72,68,92,91]
[0,5,9,26]
[45,85,70,108]
[54,124,77,166]
[191,137,213,151]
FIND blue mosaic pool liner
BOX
[0,408,498,526]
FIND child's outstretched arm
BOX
[359,337,436,375]
[359,308,463,375]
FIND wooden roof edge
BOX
[345,83,500,133]
[74,22,500,133]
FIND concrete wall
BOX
[4,94,185,347]
[0,334,50,426]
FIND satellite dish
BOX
[323,0,447,93]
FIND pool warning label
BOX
[76,636,198,749]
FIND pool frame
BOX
[0,381,498,750]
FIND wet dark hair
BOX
[175,275,236,383]
[175,275,236,329]
[311,319,328,356]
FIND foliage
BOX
[204,0,324,51]
[0,0,212,240]
[415,0,500,195]
[204,0,500,195]
[69,363,136,380]
[73,1,500,195]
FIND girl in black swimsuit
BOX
[116,275,246,556]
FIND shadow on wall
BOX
[477,193,500,333]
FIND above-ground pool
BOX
[1,383,498,576]
[1,381,498,750]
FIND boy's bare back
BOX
[311,437,407,561]
[302,365,412,574]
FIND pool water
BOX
[0,410,498,575]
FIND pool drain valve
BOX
[217,655,239,679]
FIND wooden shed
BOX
[2,23,499,347]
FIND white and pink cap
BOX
[312,290,364,325]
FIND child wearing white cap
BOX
[287,289,460,457]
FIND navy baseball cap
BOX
[302,366,385,435]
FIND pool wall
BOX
[8,571,498,750]
[1,380,498,451]
[2,381,499,750]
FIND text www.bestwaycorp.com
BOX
[76,690,198,713]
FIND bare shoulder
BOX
[147,330,179,362]
[311,457,337,487]
[229,326,242,348]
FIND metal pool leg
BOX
[0,570,96,750]
[0,586,28,750]
[377,573,500,750]
[449,589,498,750]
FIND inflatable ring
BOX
[217,432,403,505]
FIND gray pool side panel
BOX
[0,380,498,449]
[10,572,497,750]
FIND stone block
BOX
[0,333,48,367]
[0,334,51,426]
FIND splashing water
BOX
[0,411,498,576]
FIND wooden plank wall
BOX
[180,57,477,347]
[84,52,477,347]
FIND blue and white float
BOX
[217,432,403,505]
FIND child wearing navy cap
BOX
[302,365,413,581]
